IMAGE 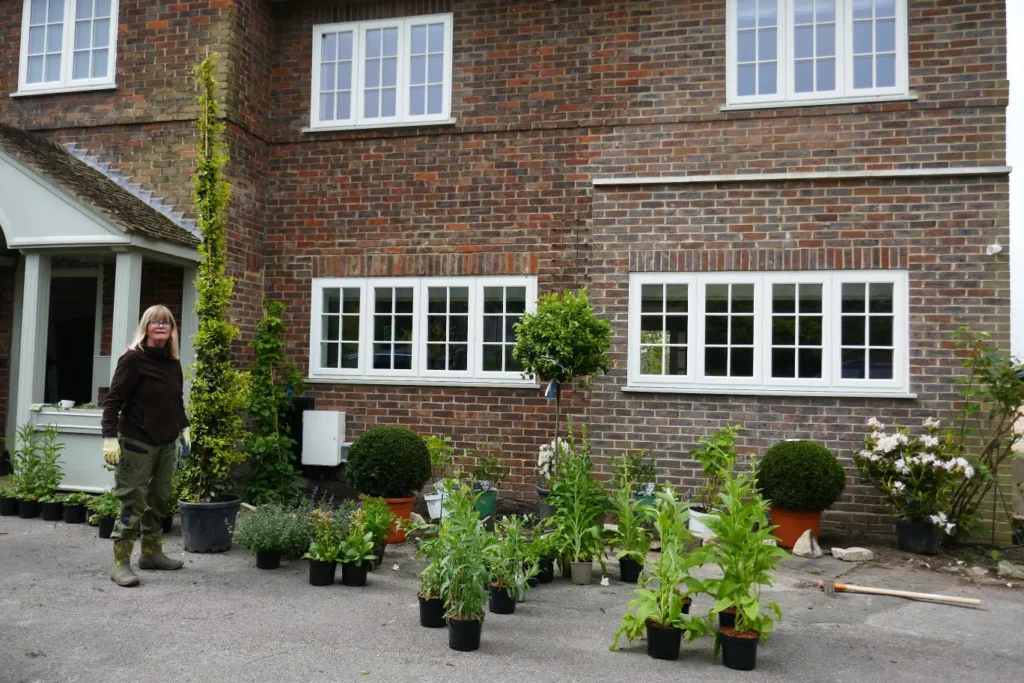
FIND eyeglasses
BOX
[149,321,173,328]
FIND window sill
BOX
[306,375,538,390]
[11,83,117,98]
[622,384,916,400]
[302,118,457,134]
[721,92,917,112]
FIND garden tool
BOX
[817,580,981,607]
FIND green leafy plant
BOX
[436,478,491,621]
[611,449,659,493]
[688,426,739,512]
[424,435,456,484]
[359,495,397,549]
[756,440,846,512]
[611,486,711,650]
[63,492,89,506]
[175,53,250,504]
[38,493,62,503]
[469,440,509,492]
[416,527,447,599]
[244,299,305,506]
[609,484,652,564]
[525,529,558,562]
[303,507,342,563]
[88,491,120,519]
[233,503,307,554]
[338,509,378,566]
[10,423,64,500]
[346,426,431,498]
[487,516,537,600]
[548,437,607,565]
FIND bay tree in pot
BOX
[437,479,491,652]
[345,426,431,544]
[756,440,846,549]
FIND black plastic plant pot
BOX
[1,496,19,516]
[718,607,736,630]
[527,575,539,588]
[646,620,682,661]
[63,503,86,524]
[537,557,555,584]
[308,560,337,586]
[419,594,447,628]
[896,520,941,555]
[448,617,482,652]
[179,495,241,553]
[619,557,643,584]
[41,501,64,521]
[18,499,40,519]
[162,515,174,534]
[720,628,760,671]
[255,550,282,570]
[98,517,115,539]
[488,584,516,614]
[341,561,369,587]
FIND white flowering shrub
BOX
[537,438,569,483]
[854,417,974,535]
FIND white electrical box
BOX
[301,410,346,466]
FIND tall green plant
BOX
[689,425,739,512]
[177,54,249,503]
[609,485,652,564]
[487,516,537,600]
[549,443,607,565]
[10,423,64,500]
[244,299,305,505]
[436,478,492,621]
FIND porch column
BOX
[109,251,143,381]
[179,264,198,405]
[14,253,50,428]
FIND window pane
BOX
[758,0,777,26]
[324,316,339,341]
[876,19,895,53]
[853,21,872,54]
[641,315,662,334]
[819,58,837,91]
[854,55,873,91]
[505,347,523,372]
[869,349,893,379]
[321,63,336,91]
[641,284,662,312]
[706,348,728,376]
[666,316,687,344]
[427,315,446,342]
[395,288,413,313]
[48,0,63,22]
[869,283,893,312]
[758,28,776,60]
[732,284,755,312]
[341,316,359,341]
[411,55,426,85]
[31,0,46,24]
[46,25,62,52]
[853,0,873,20]
[27,55,44,83]
[410,87,425,116]
[373,315,390,341]
[483,316,501,343]
[320,93,335,120]
[841,316,865,345]
[383,27,398,56]
[799,316,822,345]
[411,25,427,54]
[482,344,502,371]
[795,0,813,24]
[869,316,893,346]
[427,344,445,370]
[77,0,92,20]
[738,30,756,62]
[795,61,813,92]
[338,31,353,58]
[877,0,896,18]
[667,346,687,375]
[94,18,110,48]
[818,0,835,22]
[428,54,443,83]
[738,64,756,96]
[366,29,381,58]
[364,90,379,118]
[449,344,467,371]
[427,85,442,114]
[773,316,796,345]
[876,54,895,87]
[759,62,777,94]
[706,284,728,312]
[773,284,795,313]
[75,21,91,49]
[705,316,728,345]
[665,284,687,312]
[382,88,396,116]
[841,348,865,378]
[483,287,503,313]
[731,348,754,376]
[798,348,823,378]
[44,54,61,81]
[322,342,339,368]
[506,288,526,313]
[29,26,45,53]
[799,283,822,312]
[737,0,756,29]
[322,33,337,61]
[817,24,835,57]
[732,315,754,344]
[394,344,412,369]
[450,288,468,313]
[640,346,662,375]
[382,58,397,87]
[394,315,413,341]
[429,23,445,51]
[503,316,516,343]
[338,62,352,90]
[428,287,447,313]
[336,92,351,119]
[366,59,380,88]
[343,288,360,313]
[73,51,90,79]
[772,348,795,378]
[374,287,392,313]
[341,343,359,369]
[841,283,865,312]
[451,316,468,343]
[794,26,813,59]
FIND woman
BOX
[101,305,190,587]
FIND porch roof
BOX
[0,123,199,249]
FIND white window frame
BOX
[627,270,910,397]
[309,275,537,387]
[726,0,908,108]
[17,0,119,96]
[309,13,453,131]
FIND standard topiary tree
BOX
[346,426,431,499]
[756,441,846,512]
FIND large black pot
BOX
[488,584,516,614]
[98,517,115,538]
[419,594,447,628]
[41,501,64,521]
[255,550,282,570]
[63,504,86,524]
[646,620,682,661]
[896,520,941,555]
[718,607,736,630]
[619,557,643,584]
[373,544,386,568]
[448,617,482,652]
[18,499,40,519]
[535,482,555,520]
[308,560,337,586]
[720,629,759,671]
[341,562,369,587]
[179,495,241,553]
[536,557,555,584]
[1,496,19,516]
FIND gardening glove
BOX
[103,438,121,466]
[177,428,191,462]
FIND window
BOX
[727,0,907,107]
[628,271,909,396]
[310,276,537,385]
[310,14,453,129]
[18,0,118,94]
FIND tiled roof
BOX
[0,123,200,248]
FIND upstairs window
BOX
[311,14,453,129]
[18,0,118,94]
[727,0,907,107]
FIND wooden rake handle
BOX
[831,581,981,607]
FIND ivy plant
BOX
[176,54,250,503]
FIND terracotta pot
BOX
[769,506,821,549]
[384,496,415,544]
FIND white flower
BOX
[918,452,936,465]
[929,512,947,525]
[392,564,400,571]
[600,576,610,587]
[875,434,901,453]
[891,481,906,493]
[897,433,909,445]
[867,417,885,430]
[945,523,956,535]
[921,435,939,448]
[895,459,910,474]
[856,449,873,460]
[923,417,941,429]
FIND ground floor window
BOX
[627,270,908,396]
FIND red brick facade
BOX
[0,0,1010,536]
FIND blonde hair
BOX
[128,305,180,360]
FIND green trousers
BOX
[111,435,176,543]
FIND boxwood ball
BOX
[346,426,431,499]
[756,440,846,512]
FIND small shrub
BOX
[346,426,431,498]
[88,491,120,519]
[756,441,846,512]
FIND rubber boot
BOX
[138,531,183,570]
[110,540,140,587]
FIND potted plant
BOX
[703,462,787,671]
[303,507,341,586]
[423,435,455,520]
[486,516,536,614]
[88,491,120,539]
[415,530,448,628]
[0,483,18,516]
[39,493,64,521]
[10,423,64,519]
[549,437,607,585]
[345,425,431,544]
[359,495,396,568]
[687,426,739,536]
[525,530,557,584]
[609,483,652,584]
[854,417,971,554]
[611,448,659,508]
[436,479,491,652]
[233,503,304,569]
[756,440,846,549]
[534,437,567,519]
[173,55,250,554]
[469,440,509,518]
[611,486,710,661]
[339,509,378,587]
[62,492,89,524]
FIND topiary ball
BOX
[756,441,846,512]
[346,426,431,499]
